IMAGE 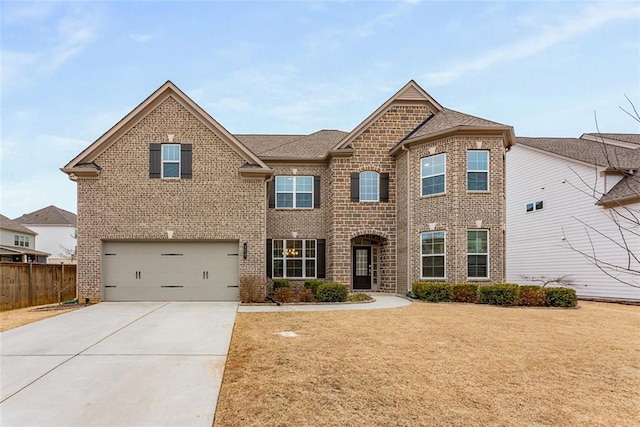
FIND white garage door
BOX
[103,241,239,301]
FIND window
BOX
[359,171,379,202]
[467,230,489,278]
[421,154,446,196]
[275,176,313,209]
[526,200,544,213]
[421,231,446,279]
[14,235,29,247]
[272,239,316,278]
[162,144,180,178]
[467,151,489,191]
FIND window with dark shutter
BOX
[181,144,192,179]
[314,176,321,208]
[266,239,273,278]
[380,173,389,202]
[316,239,326,278]
[268,180,275,208]
[350,172,360,202]
[149,143,161,178]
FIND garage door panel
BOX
[103,242,239,301]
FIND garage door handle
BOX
[105,285,116,288]
[227,285,239,288]
[161,285,184,288]
[203,271,209,279]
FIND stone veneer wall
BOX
[406,136,506,287]
[328,104,434,291]
[76,97,266,302]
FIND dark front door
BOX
[352,246,372,290]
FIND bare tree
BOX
[562,97,640,289]
[520,275,574,288]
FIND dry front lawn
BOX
[215,301,639,427]
[0,304,79,332]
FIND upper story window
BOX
[467,230,489,279]
[526,201,544,212]
[421,231,446,279]
[359,171,379,202]
[14,235,30,247]
[276,176,313,209]
[467,151,489,191]
[162,144,180,179]
[421,154,446,196]
[149,143,192,179]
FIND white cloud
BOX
[423,2,640,86]
[0,50,39,91]
[129,33,155,43]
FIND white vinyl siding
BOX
[506,144,640,301]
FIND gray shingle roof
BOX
[14,205,77,226]
[598,172,640,205]
[236,130,348,159]
[584,133,640,146]
[409,108,508,139]
[0,214,36,235]
[517,136,640,170]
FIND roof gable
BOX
[333,80,443,150]
[63,81,270,173]
[0,214,37,235]
[14,205,77,226]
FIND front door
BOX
[352,246,372,290]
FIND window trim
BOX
[421,153,446,197]
[272,239,317,279]
[526,200,544,213]
[467,150,490,192]
[14,235,29,248]
[420,231,446,280]
[275,176,314,210]
[359,171,380,202]
[467,229,489,280]
[161,144,181,179]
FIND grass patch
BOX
[215,301,640,426]
[0,304,80,332]
[347,293,373,302]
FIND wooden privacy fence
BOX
[0,263,77,310]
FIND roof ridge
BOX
[442,107,506,126]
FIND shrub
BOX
[297,288,316,302]
[452,283,478,303]
[239,275,267,303]
[545,287,578,307]
[274,287,293,303]
[478,283,520,306]
[304,279,325,296]
[412,282,452,302]
[316,283,348,302]
[272,279,290,289]
[517,285,546,307]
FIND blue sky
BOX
[1,0,639,219]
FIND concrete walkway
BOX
[238,293,412,312]
[0,302,237,427]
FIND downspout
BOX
[402,146,411,294]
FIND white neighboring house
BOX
[0,214,49,263]
[506,133,640,302]
[14,206,77,264]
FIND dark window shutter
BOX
[149,143,161,178]
[268,180,276,208]
[314,176,321,208]
[180,144,192,179]
[380,173,389,202]
[266,239,273,278]
[350,172,360,202]
[316,239,326,278]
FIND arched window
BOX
[359,171,379,202]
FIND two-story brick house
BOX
[62,80,515,302]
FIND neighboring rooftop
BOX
[582,133,640,146]
[0,214,37,235]
[516,136,640,170]
[598,172,640,205]
[14,205,77,226]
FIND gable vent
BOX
[396,86,424,101]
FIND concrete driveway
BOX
[0,302,237,427]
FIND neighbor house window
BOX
[467,230,489,279]
[526,201,544,213]
[421,154,446,196]
[421,231,446,279]
[275,176,313,209]
[14,235,29,247]
[272,239,316,278]
[467,151,489,191]
[162,144,180,178]
[359,171,379,202]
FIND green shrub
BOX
[517,285,546,307]
[272,279,290,289]
[304,279,325,296]
[316,283,348,302]
[545,287,577,307]
[412,282,452,302]
[452,283,478,303]
[478,283,520,306]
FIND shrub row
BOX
[305,279,348,303]
[411,282,577,307]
